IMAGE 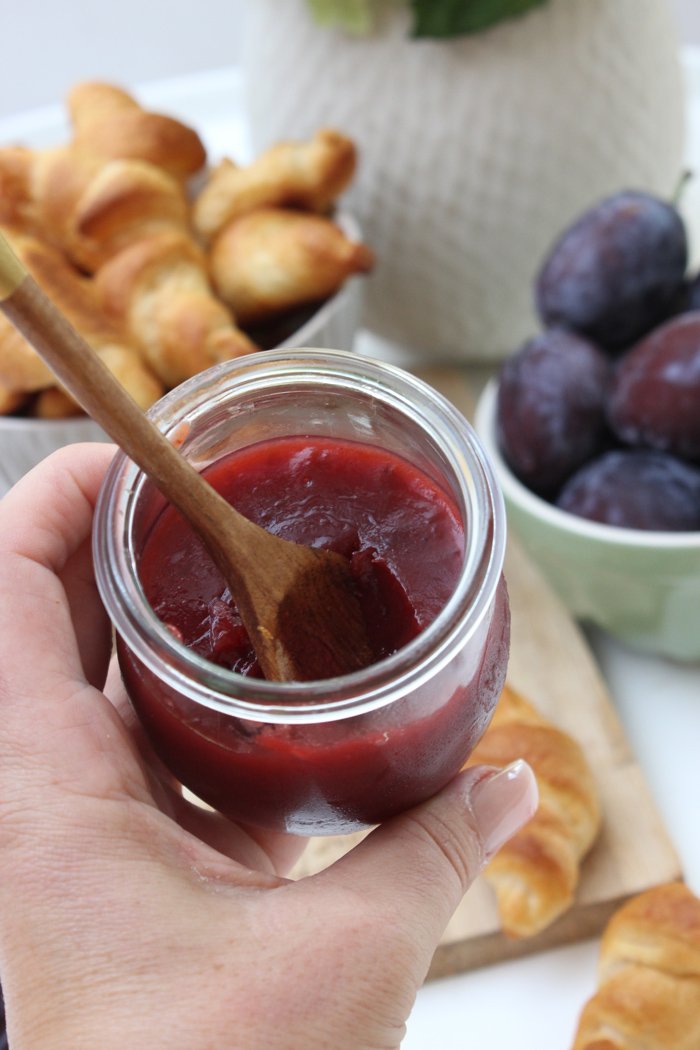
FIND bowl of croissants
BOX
[0,81,374,492]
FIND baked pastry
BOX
[0,145,190,272]
[0,382,27,416]
[572,881,700,1049]
[32,386,84,419]
[0,308,54,392]
[96,229,257,388]
[0,146,33,228]
[0,80,203,272]
[468,683,601,938]
[65,157,190,272]
[193,128,356,242]
[210,207,374,326]
[0,81,370,422]
[0,227,164,410]
[0,227,108,391]
[67,81,206,180]
[32,345,164,418]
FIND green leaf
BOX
[409,0,549,38]
[304,0,378,34]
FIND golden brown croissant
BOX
[32,387,84,419]
[0,314,53,392]
[0,227,93,391]
[193,128,356,242]
[32,345,163,419]
[0,79,203,270]
[0,144,190,272]
[468,684,601,938]
[94,345,164,411]
[210,207,374,326]
[0,228,164,411]
[95,229,257,388]
[67,81,206,180]
[0,146,34,228]
[68,158,190,271]
[0,382,27,415]
[572,882,700,1049]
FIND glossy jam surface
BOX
[119,436,509,833]
[140,438,463,676]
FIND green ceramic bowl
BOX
[475,380,700,662]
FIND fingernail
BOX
[463,760,538,860]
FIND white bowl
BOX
[0,414,110,496]
[475,379,700,662]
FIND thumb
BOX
[320,760,537,964]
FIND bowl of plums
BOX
[475,187,700,662]
[0,82,373,495]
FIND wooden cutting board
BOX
[290,367,682,978]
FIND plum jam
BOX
[95,350,509,834]
[139,438,460,676]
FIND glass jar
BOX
[93,349,509,835]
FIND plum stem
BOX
[672,169,693,208]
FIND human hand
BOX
[0,443,537,1050]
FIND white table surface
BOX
[1,62,699,1050]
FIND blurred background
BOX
[0,0,698,118]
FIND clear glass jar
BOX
[93,349,509,835]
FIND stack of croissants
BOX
[0,81,374,418]
[465,682,700,1048]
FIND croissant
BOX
[32,345,163,419]
[0,144,191,273]
[0,228,164,411]
[468,684,601,938]
[32,387,84,419]
[210,207,374,326]
[0,145,82,250]
[0,382,27,416]
[67,81,206,180]
[0,146,33,228]
[193,128,356,242]
[0,312,54,392]
[95,229,257,388]
[572,882,700,1049]
[0,227,96,391]
[67,157,191,271]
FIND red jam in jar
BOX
[139,437,464,676]
[96,350,510,834]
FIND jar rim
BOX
[93,348,506,724]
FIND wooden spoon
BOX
[0,233,372,682]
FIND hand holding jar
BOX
[95,349,515,835]
[0,442,536,1049]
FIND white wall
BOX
[0,0,697,119]
[0,0,244,118]
[674,0,700,44]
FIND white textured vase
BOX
[241,0,685,363]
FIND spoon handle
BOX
[0,235,374,683]
[0,233,255,568]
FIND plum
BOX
[607,312,700,461]
[496,329,612,495]
[536,190,687,351]
[556,449,700,530]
